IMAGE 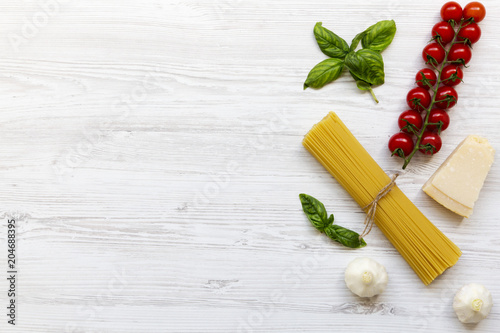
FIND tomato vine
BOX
[388,1,485,170]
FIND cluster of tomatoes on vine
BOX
[388,1,485,168]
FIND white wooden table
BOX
[0,0,499,332]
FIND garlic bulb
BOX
[453,283,493,324]
[344,257,388,297]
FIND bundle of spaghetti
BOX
[303,112,461,285]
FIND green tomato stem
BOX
[402,19,465,170]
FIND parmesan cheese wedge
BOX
[422,135,494,218]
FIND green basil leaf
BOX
[303,58,345,90]
[349,31,366,52]
[323,226,339,242]
[300,194,367,249]
[348,71,371,91]
[351,71,379,103]
[361,20,397,52]
[299,194,331,232]
[345,49,384,86]
[314,22,349,59]
[327,225,367,248]
[355,80,371,91]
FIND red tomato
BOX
[458,23,481,44]
[463,2,486,23]
[434,86,458,109]
[432,21,455,45]
[388,132,414,157]
[440,65,463,86]
[398,110,423,134]
[427,109,450,132]
[441,1,463,23]
[419,132,442,155]
[447,44,472,65]
[415,68,437,89]
[407,87,432,111]
[422,43,446,65]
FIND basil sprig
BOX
[299,194,366,249]
[304,20,396,103]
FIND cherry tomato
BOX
[388,132,414,157]
[434,86,458,109]
[407,87,432,111]
[419,132,442,155]
[458,23,481,44]
[432,21,455,45]
[415,68,437,89]
[440,65,463,86]
[422,43,446,65]
[441,1,463,23]
[463,2,486,23]
[427,109,450,132]
[447,44,472,65]
[398,110,423,134]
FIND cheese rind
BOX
[422,183,472,217]
[422,135,494,218]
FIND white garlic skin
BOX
[344,257,388,298]
[453,283,493,324]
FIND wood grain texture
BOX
[0,0,499,332]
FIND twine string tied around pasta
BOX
[359,173,400,240]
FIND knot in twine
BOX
[359,173,400,240]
